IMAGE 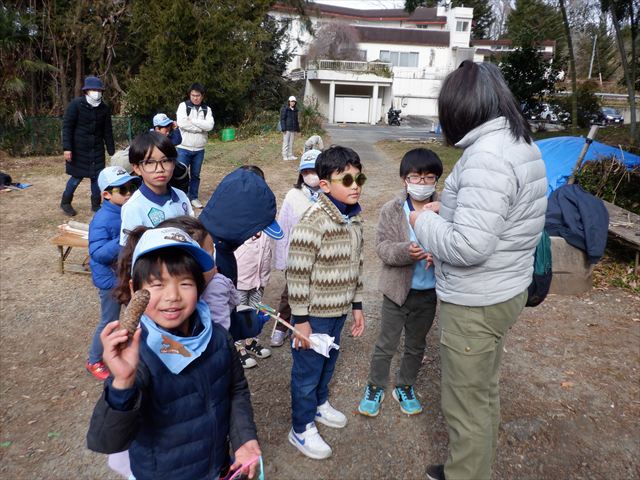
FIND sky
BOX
[314,0,408,9]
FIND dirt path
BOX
[0,137,639,479]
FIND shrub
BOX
[236,110,280,138]
[298,98,324,134]
[575,157,640,214]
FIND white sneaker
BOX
[190,198,203,209]
[288,423,332,459]
[315,401,347,428]
[288,156,298,161]
[270,330,288,347]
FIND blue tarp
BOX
[535,136,640,196]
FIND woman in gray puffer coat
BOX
[411,61,547,480]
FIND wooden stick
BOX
[568,125,598,184]
[256,306,313,344]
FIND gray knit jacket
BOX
[376,191,439,306]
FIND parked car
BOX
[590,107,624,126]
[539,103,558,123]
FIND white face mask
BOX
[87,91,102,101]
[303,173,320,188]
[406,182,435,201]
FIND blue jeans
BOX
[291,315,346,433]
[88,288,122,363]
[63,175,100,199]
[176,148,205,200]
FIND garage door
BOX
[335,96,370,123]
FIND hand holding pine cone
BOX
[119,289,150,342]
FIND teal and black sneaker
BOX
[392,385,423,415]
[357,384,385,417]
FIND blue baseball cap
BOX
[98,166,141,193]
[299,149,321,171]
[131,227,215,274]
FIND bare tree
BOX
[306,21,363,62]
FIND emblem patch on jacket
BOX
[160,335,192,357]
[148,207,165,226]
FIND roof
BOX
[354,25,450,47]
[272,2,447,24]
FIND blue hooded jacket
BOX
[199,168,278,285]
[89,200,122,290]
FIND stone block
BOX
[549,236,593,295]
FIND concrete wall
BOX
[392,77,442,117]
[304,81,330,120]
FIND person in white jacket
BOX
[410,61,547,480]
[176,83,214,209]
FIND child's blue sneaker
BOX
[357,384,385,417]
[392,385,423,415]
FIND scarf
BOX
[140,300,212,374]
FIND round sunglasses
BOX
[329,172,367,187]
[108,183,139,196]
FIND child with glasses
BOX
[357,148,442,418]
[86,166,142,381]
[286,146,366,460]
[119,132,193,246]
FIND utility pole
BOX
[588,33,597,79]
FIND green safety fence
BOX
[0,115,148,157]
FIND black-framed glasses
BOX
[406,174,438,185]
[330,172,367,187]
[140,157,175,173]
[108,183,139,196]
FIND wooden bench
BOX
[50,232,90,274]
[603,200,640,273]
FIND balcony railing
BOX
[309,59,392,76]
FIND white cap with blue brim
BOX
[299,149,321,171]
[98,166,142,193]
[131,227,215,274]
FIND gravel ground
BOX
[0,134,638,479]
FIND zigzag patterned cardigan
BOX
[287,193,364,320]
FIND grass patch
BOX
[376,139,460,181]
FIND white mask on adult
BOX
[406,182,435,201]
[303,173,320,188]
[85,90,102,107]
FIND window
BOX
[456,21,469,32]
[379,50,419,67]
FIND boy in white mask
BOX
[357,148,442,418]
[271,149,322,347]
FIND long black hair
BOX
[438,61,531,146]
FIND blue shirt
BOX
[403,199,436,290]
[120,183,193,245]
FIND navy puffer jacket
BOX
[87,317,257,480]
[280,105,300,132]
[88,200,122,290]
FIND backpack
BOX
[526,229,552,307]
[185,102,209,119]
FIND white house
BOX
[270,2,474,124]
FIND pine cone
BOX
[119,289,150,340]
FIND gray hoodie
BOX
[414,117,547,306]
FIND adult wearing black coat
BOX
[280,96,300,161]
[61,76,115,216]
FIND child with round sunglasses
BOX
[286,146,366,460]
[86,166,142,381]
[119,132,193,246]
[87,226,261,480]
[271,149,323,347]
[357,148,442,418]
